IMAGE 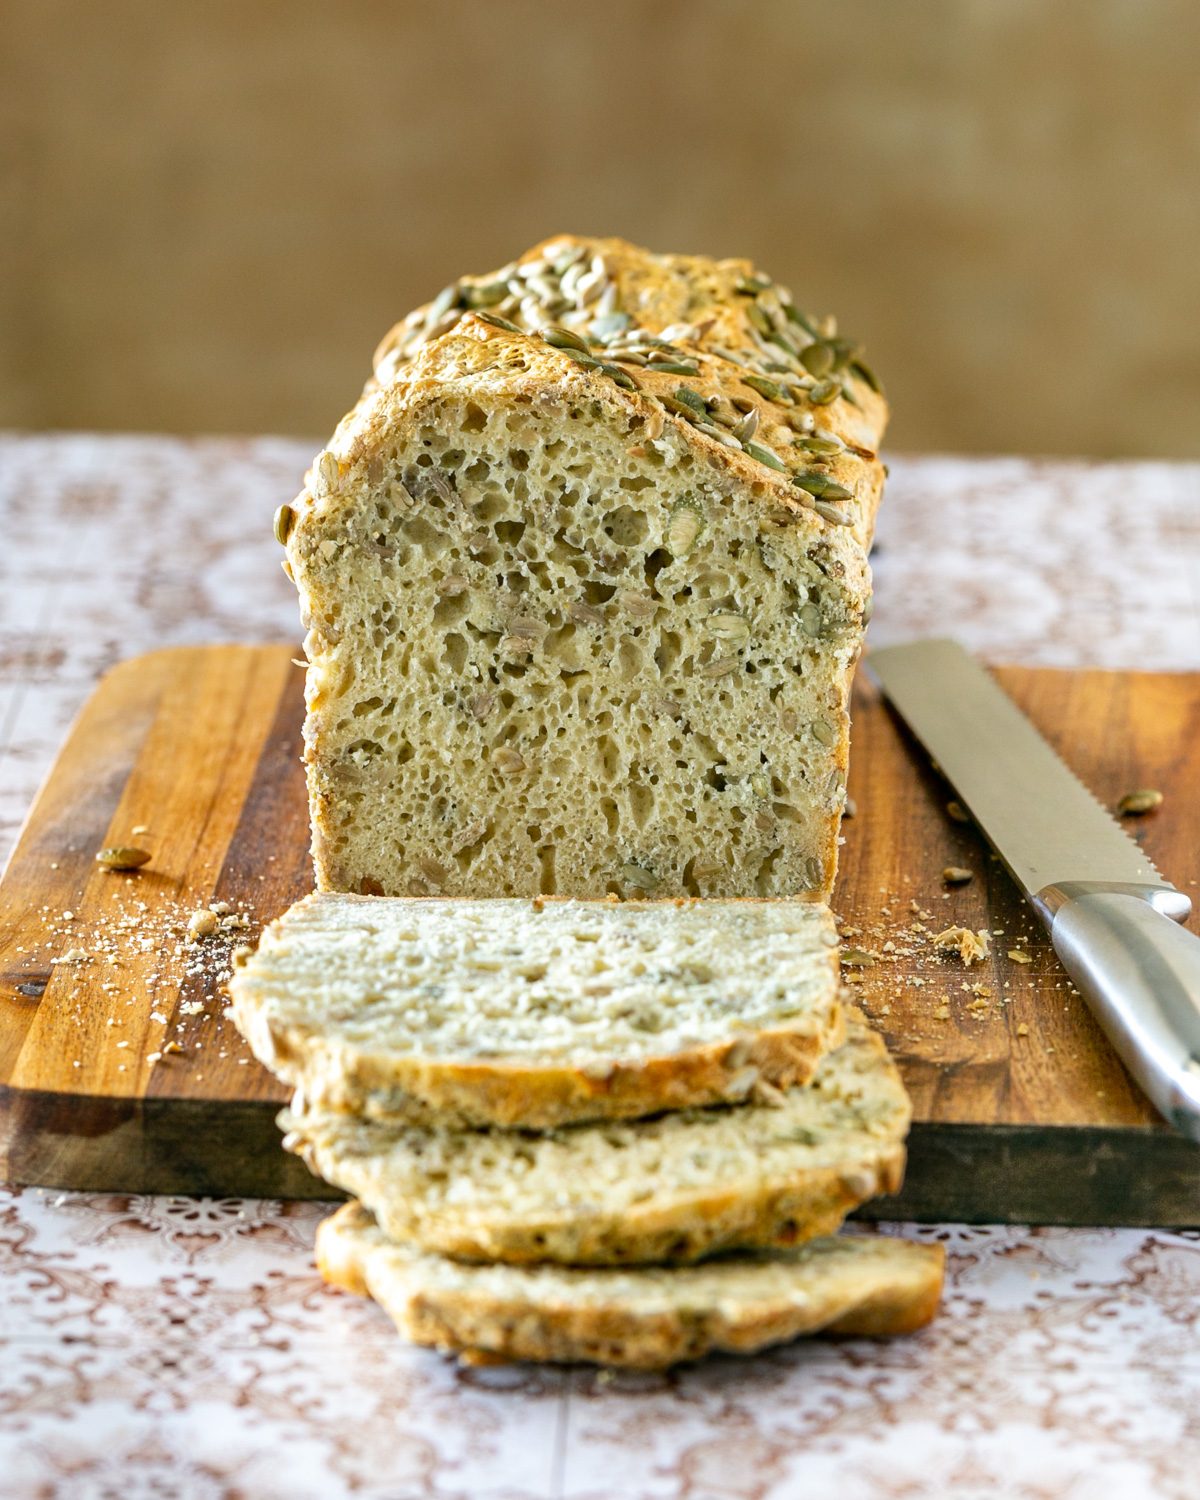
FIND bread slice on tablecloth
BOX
[316,1201,943,1369]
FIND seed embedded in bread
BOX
[228,892,846,1129]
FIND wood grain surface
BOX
[1,645,1197,1221]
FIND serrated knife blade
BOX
[869,638,1200,1145]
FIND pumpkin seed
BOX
[851,358,882,393]
[808,378,841,405]
[541,324,590,351]
[784,304,820,338]
[747,303,773,336]
[463,281,508,309]
[477,311,521,332]
[743,375,786,403]
[646,361,700,376]
[671,385,708,416]
[428,284,462,320]
[600,363,640,391]
[800,342,835,377]
[666,498,705,556]
[1117,788,1163,816]
[559,346,602,369]
[273,503,295,546]
[841,948,876,968]
[743,441,787,473]
[96,846,151,871]
[793,470,851,500]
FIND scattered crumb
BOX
[946,801,970,824]
[1017,1023,1030,1036]
[1007,949,1033,965]
[932,926,990,965]
[941,866,973,886]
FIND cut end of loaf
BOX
[288,236,885,903]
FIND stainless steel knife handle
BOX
[1034,884,1200,1142]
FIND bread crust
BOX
[282,1008,909,1266]
[229,893,846,1129]
[316,1202,944,1369]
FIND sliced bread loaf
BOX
[317,1201,944,1368]
[229,892,844,1128]
[282,1008,908,1266]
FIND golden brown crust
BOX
[316,1203,944,1369]
[282,1008,909,1267]
[228,894,845,1130]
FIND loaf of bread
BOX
[278,235,887,903]
[317,1202,943,1368]
[282,1008,908,1266]
[228,892,846,1128]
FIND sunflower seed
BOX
[437,575,468,596]
[731,407,760,443]
[666,499,704,557]
[619,590,657,619]
[798,602,823,635]
[96,846,152,871]
[620,863,659,892]
[491,746,527,774]
[698,656,738,680]
[313,451,340,496]
[590,311,631,340]
[568,600,606,626]
[942,866,974,885]
[470,691,496,721]
[273,504,295,546]
[813,501,852,526]
[811,717,837,746]
[803,855,824,888]
[706,612,750,644]
[694,421,743,448]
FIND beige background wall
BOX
[3,0,1198,456]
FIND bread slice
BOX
[282,1008,908,1266]
[281,235,887,905]
[229,892,845,1129]
[317,1202,943,1368]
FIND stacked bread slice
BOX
[230,893,942,1368]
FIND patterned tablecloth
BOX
[1,435,1198,1499]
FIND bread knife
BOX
[868,637,1200,1143]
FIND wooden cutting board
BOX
[1,645,1197,1223]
